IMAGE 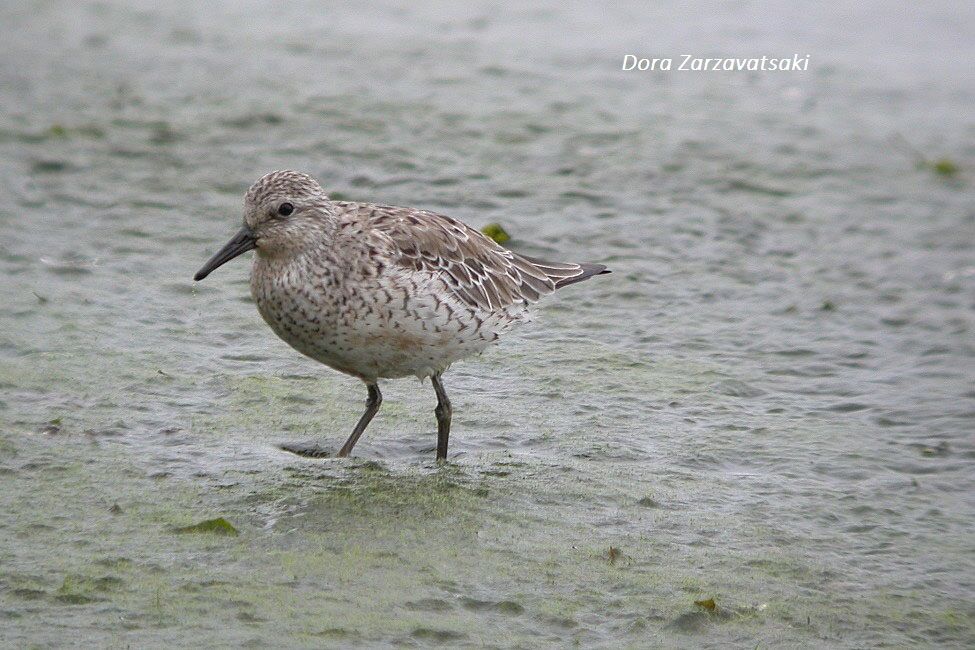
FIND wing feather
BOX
[338,202,602,312]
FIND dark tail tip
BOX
[555,263,611,289]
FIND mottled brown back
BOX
[337,202,609,313]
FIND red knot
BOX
[194,170,609,460]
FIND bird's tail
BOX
[517,255,611,289]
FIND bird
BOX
[194,170,609,460]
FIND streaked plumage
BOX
[194,170,609,460]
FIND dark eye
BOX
[277,202,294,216]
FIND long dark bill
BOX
[193,226,256,281]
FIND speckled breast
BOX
[249,254,507,381]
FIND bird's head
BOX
[194,170,333,281]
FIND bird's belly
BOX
[252,273,512,380]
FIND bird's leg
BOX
[279,383,382,458]
[431,373,451,461]
[337,383,382,457]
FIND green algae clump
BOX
[174,517,239,536]
[481,223,511,244]
[931,158,959,177]
[694,597,717,611]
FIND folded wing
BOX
[354,203,608,313]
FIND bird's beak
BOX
[194,226,257,281]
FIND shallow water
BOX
[1,1,974,647]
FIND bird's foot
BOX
[278,441,332,458]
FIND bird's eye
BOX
[277,202,294,216]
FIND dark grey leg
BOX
[279,383,382,458]
[431,373,451,461]
[338,383,382,457]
